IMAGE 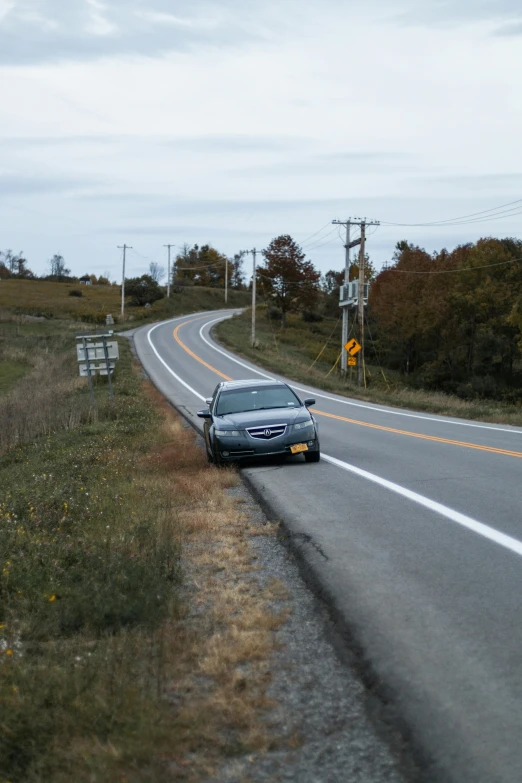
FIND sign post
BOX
[82,336,96,409]
[76,331,119,405]
[101,336,114,401]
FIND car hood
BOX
[215,407,306,429]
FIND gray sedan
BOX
[197,379,320,464]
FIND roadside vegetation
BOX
[0,312,287,782]
[215,307,522,426]
[0,279,249,325]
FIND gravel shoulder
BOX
[202,470,418,783]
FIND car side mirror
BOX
[304,398,316,407]
[197,409,212,419]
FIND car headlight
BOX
[215,429,241,437]
[293,419,314,431]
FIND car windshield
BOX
[216,385,300,416]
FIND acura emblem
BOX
[264,429,271,437]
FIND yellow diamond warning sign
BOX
[345,338,361,356]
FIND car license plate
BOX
[290,443,308,454]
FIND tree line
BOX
[367,238,522,402]
[0,251,113,285]
[4,234,522,401]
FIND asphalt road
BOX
[133,309,522,783]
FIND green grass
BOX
[0,279,250,325]
[215,307,522,426]
[0,361,30,394]
[0,326,188,781]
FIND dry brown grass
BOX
[0,339,91,453]
[0,279,251,325]
[1,327,286,781]
[141,383,291,778]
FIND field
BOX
[215,307,522,426]
[0,279,250,325]
[0,310,286,781]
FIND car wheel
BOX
[304,449,320,463]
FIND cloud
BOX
[85,0,116,37]
[390,0,522,26]
[133,10,216,29]
[494,20,522,35]
[414,173,522,191]
[0,0,15,23]
[0,174,91,195]
[2,0,520,65]
[0,0,252,64]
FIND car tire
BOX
[304,450,320,463]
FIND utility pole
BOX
[332,217,379,385]
[357,222,366,387]
[163,244,175,298]
[225,255,228,304]
[117,244,132,319]
[333,219,360,374]
[242,248,259,347]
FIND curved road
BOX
[133,309,522,783]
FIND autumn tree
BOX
[258,235,320,327]
[172,244,228,287]
[369,237,522,400]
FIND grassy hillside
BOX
[0,279,250,325]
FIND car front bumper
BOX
[215,433,319,462]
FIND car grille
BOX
[246,424,287,440]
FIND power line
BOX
[298,221,334,245]
[174,260,226,270]
[383,256,522,275]
[381,198,522,228]
[302,228,341,251]
[301,226,339,249]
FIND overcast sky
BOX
[1,0,521,280]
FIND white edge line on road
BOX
[146,314,522,560]
[322,454,522,558]
[147,317,205,402]
[199,316,522,436]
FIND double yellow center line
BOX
[173,318,522,460]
